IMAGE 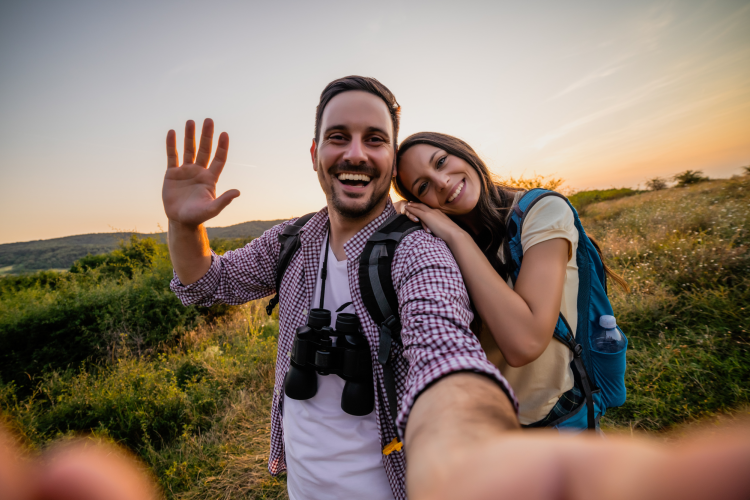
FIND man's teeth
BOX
[337,173,371,182]
[448,181,464,202]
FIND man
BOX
[164,76,518,499]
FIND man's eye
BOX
[330,134,345,141]
[369,136,385,143]
[418,182,428,196]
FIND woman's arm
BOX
[401,202,569,367]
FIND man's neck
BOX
[327,198,389,261]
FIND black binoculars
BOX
[283,308,374,416]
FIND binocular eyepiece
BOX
[284,308,374,416]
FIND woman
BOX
[393,132,627,428]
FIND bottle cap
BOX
[599,315,617,329]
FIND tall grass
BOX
[583,176,750,430]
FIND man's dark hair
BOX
[314,76,401,148]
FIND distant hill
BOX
[0,219,286,274]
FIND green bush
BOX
[0,237,207,389]
[673,170,709,187]
[568,188,640,214]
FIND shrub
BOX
[645,177,668,191]
[500,173,566,192]
[70,235,159,279]
[567,188,640,214]
[0,237,208,389]
[673,170,708,187]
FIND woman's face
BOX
[398,144,481,216]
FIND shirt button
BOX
[287,351,291,358]
[275,389,279,395]
[302,309,308,315]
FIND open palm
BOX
[162,119,240,227]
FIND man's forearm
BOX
[168,220,213,285]
[405,372,519,499]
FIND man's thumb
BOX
[210,189,241,216]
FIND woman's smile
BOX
[397,144,480,215]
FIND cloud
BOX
[550,62,627,100]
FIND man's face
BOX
[312,91,395,219]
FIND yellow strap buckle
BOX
[382,438,403,455]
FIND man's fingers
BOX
[183,120,196,165]
[208,189,240,218]
[208,132,230,178]
[166,130,179,168]
[195,118,214,167]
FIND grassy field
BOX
[1,175,748,498]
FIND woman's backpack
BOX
[505,188,628,430]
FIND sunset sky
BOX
[1,0,748,244]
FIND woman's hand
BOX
[400,201,466,243]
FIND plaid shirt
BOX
[171,199,517,499]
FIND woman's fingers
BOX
[403,209,420,223]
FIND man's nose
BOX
[343,136,367,165]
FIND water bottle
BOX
[592,315,626,353]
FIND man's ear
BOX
[310,139,317,171]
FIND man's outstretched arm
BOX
[405,372,521,499]
[163,119,240,284]
[406,374,750,500]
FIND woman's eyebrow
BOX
[429,150,440,165]
[410,175,424,192]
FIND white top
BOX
[283,235,394,500]
[479,195,579,424]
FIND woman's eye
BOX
[436,156,447,168]
[418,182,428,196]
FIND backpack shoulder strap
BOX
[358,213,421,450]
[506,188,570,283]
[265,212,316,315]
[358,214,422,330]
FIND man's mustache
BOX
[327,162,379,178]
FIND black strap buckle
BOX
[266,294,279,315]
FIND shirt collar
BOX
[299,197,397,260]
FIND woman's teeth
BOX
[447,181,464,202]
[337,173,371,182]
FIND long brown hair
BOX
[393,131,628,291]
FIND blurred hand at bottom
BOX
[1,425,160,500]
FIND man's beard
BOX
[326,161,392,220]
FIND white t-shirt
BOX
[283,235,394,500]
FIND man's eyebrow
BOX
[323,125,347,135]
[366,126,391,138]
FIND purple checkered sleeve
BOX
[392,232,518,437]
[169,220,294,306]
